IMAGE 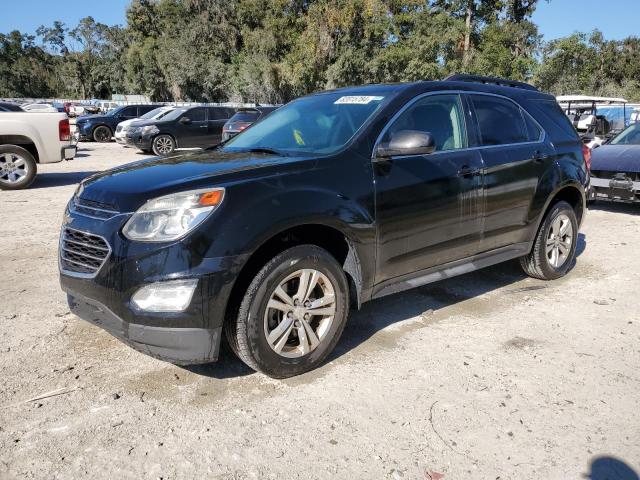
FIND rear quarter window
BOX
[522,99,579,144]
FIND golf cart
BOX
[557,95,629,148]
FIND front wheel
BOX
[520,200,578,280]
[152,135,175,156]
[92,125,112,143]
[226,245,350,378]
[0,145,37,190]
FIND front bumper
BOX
[66,291,222,364]
[59,206,248,365]
[589,176,640,203]
[124,131,153,150]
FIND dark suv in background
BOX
[60,75,588,378]
[222,106,279,141]
[76,104,159,142]
[125,105,236,155]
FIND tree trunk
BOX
[463,0,473,68]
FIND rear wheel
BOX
[226,245,349,378]
[92,126,112,143]
[152,135,175,156]
[520,200,578,280]
[0,145,37,190]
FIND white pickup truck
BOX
[0,112,76,190]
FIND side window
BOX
[471,95,528,145]
[383,94,467,152]
[138,105,155,116]
[119,106,137,118]
[186,108,206,122]
[523,112,543,142]
[208,107,231,120]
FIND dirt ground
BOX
[1,142,639,480]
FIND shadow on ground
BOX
[188,234,586,379]
[589,201,640,216]
[585,456,639,480]
[31,171,97,189]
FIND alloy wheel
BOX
[0,152,29,184]
[263,268,337,358]
[154,136,174,155]
[546,213,573,268]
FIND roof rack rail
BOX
[445,74,539,92]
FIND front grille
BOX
[60,228,111,276]
[70,197,119,220]
[116,125,123,133]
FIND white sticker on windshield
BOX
[334,96,384,105]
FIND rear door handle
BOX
[457,165,480,177]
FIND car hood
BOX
[129,118,166,128]
[77,114,108,123]
[591,144,640,173]
[78,149,314,212]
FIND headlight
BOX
[122,188,225,242]
[141,125,159,135]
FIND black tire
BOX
[0,145,37,190]
[140,148,153,154]
[92,125,112,143]
[520,200,578,280]
[226,245,349,378]
[152,135,176,156]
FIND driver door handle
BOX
[457,165,480,177]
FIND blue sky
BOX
[0,0,639,41]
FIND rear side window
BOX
[523,99,579,144]
[471,95,528,146]
[524,113,543,142]
[208,107,231,120]
[186,108,206,122]
[120,106,137,118]
[231,111,261,122]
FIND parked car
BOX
[21,103,59,113]
[0,101,24,112]
[76,104,159,142]
[60,75,588,378]
[221,106,279,141]
[588,122,640,203]
[69,103,101,117]
[1,111,76,189]
[95,100,120,113]
[124,105,235,155]
[115,106,174,145]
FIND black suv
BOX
[59,75,588,378]
[76,104,159,142]
[124,105,236,155]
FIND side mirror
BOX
[180,117,192,125]
[376,130,436,158]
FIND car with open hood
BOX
[589,122,640,203]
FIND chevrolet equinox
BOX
[59,75,589,378]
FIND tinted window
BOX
[610,123,640,145]
[471,95,528,146]
[208,107,232,120]
[185,108,205,122]
[524,113,543,142]
[383,94,467,151]
[523,99,579,143]
[138,105,156,115]
[230,111,261,122]
[119,106,138,118]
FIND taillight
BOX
[582,144,592,172]
[59,119,71,141]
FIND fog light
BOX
[131,279,198,312]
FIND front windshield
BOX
[140,107,165,120]
[222,91,392,155]
[610,123,640,145]
[161,107,190,122]
[106,107,122,116]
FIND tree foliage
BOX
[1,0,639,102]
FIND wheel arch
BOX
[223,223,364,331]
[92,124,113,138]
[0,136,39,162]
[153,132,178,149]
